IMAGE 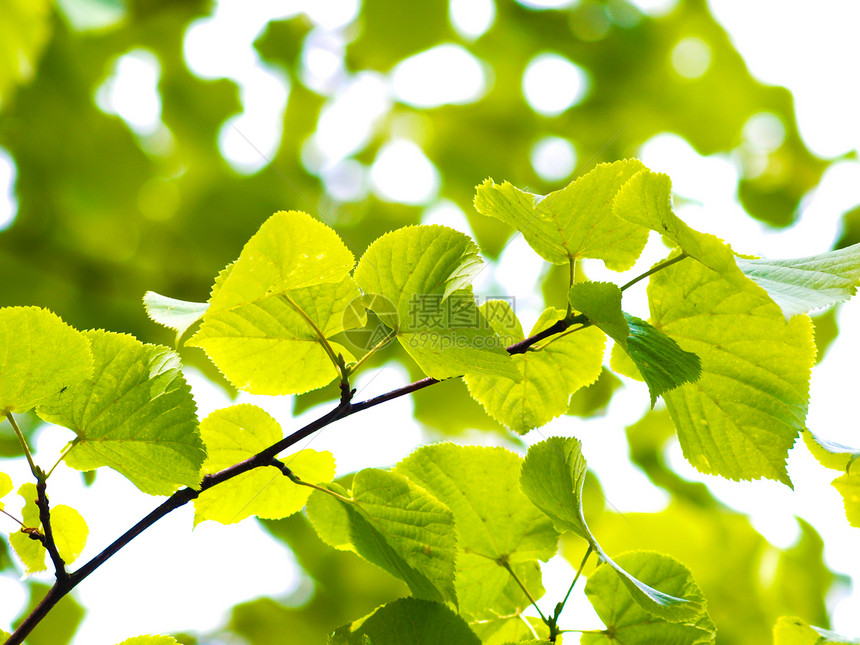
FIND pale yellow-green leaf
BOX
[649,258,815,485]
[0,307,92,414]
[475,159,649,270]
[773,616,860,645]
[613,170,757,294]
[37,330,204,496]
[115,636,182,645]
[354,225,518,380]
[395,443,556,618]
[194,404,335,525]
[51,504,88,565]
[0,471,12,509]
[189,211,360,395]
[465,304,604,432]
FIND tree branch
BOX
[34,478,69,585]
[7,313,583,644]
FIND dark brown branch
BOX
[7,313,582,645]
[34,478,69,585]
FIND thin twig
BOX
[34,478,69,585]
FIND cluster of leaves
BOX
[3,160,860,644]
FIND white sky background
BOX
[1,0,860,642]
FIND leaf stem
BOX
[6,412,39,478]
[346,328,397,377]
[270,460,354,504]
[554,544,593,622]
[499,558,550,625]
[281,293,346,380]
[1,508,25,528]
[620,252,688,292]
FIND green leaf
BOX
[475,160,649,270]
[6,482,86,569]
[115,637,182,645]
[10,483,46,573]
[0,470,11,509]
[737,243,860,317]
[37,330,205,496]
[569,282,701,405]
[773,616,860,645]
[832,472,860,528]
[802,431,860,527]
[194,404,335,525]
[465,304,605,432]
[329,598,481,645]
[519,436,591,541]
[803,430,860,473]
[623,314,702,407]
[0,307,93,414]
[612,169,754,292]
[569,281,628,341]
[310,468,458,605]
[305,480,355,552]
[469,614,549,644]
[583,551,715,645]
[142,291,209,344]
[354,225,518,380]
[188,210,360,395]
[649,256,815,485]
[520,438,704,622]
[51,504,88,565]
[394,443,556,618]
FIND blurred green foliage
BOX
[0,0,853,643]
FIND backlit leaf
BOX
[10,483,46,574]
[395,443,556,618]
[583,551,715,644]
[329,598,480,645]
[612,169,754,292]
[465,303,604,432]
[37,330,204,496]
[309,468,458,605]
[773,616,860,645]
[194,404,335,525]
[737,243,860,317]
[142,291,209,344]
[521,438,704,622]
[51,504,88,566]
[0,307,92,414]
[649,256,815,485]
[475,160,649,270]
[803,430,860,473]
[115,637,182,645]
[569,282,701,405]
[188,211,360,395]
[0,471,11,509]
[354,225,517,380]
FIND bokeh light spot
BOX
[95,49,162,135]
[391,44,488,108]
[449,0,496,40]
[370,140,440,205]
[531,136,577,182]
[743,112,786,153]
[321,159,367,202]
[523,53,589,116]
[671,36,712,79]
[0,147,18,231]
